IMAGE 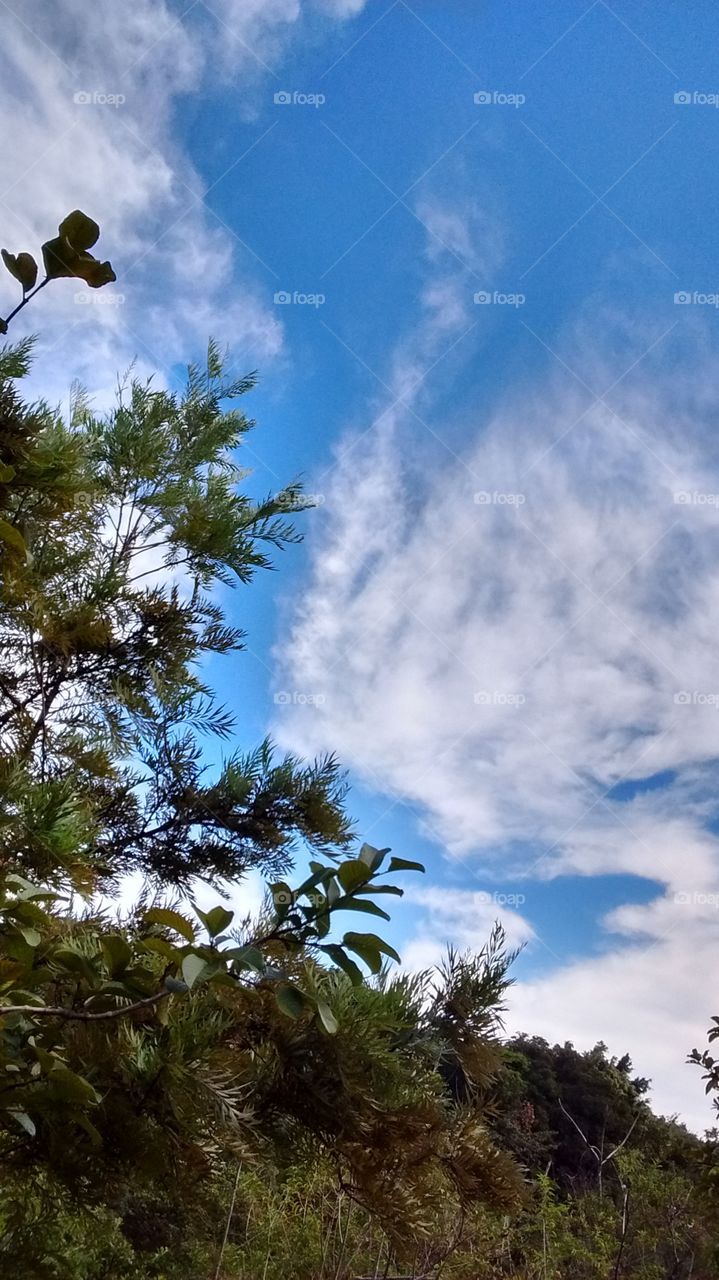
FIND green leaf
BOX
[72,253,116,288]
[41,235,79,279]
[13,925,41,948]
[1,250,38,291]
[335,897,391,921]
[9,1110,35,1137]
[181,953,207,989]
[144,907,195,943]
[342,931,401,973]
[226,945,265,973]
[5,989,44,1007]
[59,210,100,251]
[195,904,234,938]
[344,931,401,964]
[0,518,26,554]
[270,881,293,919]
[319,944,364,987]
[353,884,403,897]
[49,1066,99,1106]
[387,857,425,874]
[358,843,390,872]
[337,859,372,892]
[316,1000,338,1034]
[101,934,132,976]
[275,983,306,1019]
[341,936,381,975]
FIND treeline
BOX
[1,224,718,1278]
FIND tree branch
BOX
[0,988,172,1021]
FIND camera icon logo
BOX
[273,291,292,305]
[674,690,691,704]
[274,690,292,704]
[474,91,492,104]
[474,290,492,304]
[274,90,292,105]
[674,291,691,305]
[73,90,92,104]
[674,91,692,105]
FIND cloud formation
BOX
[275,196,719,1128]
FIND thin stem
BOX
[1,276,51,330]
[0,988,172,1021]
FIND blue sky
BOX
[4,0,719,1129]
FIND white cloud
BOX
[400,885,534,974]
[0,0,369,405]
[274,198,719,1127]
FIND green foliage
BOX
[1,209,116,334]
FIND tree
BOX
[0,215,431,1239]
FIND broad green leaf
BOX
[319,944,364,987]
[344,931,401,964]
[72,253,116,288]
[59,209,100,251]
[144,907,195,943]
[5,989,44,1007]
[358,843,389,872]
[14,925,41,948]
[1,249,37,291]
[316,1000,338,1034]
[226,945,265,973]
[353,884,403,897]
[9,1110,35,1137]
[181,953,207,989]
[387,856,425,874]
[195,904,234,938]
[0,518,26,554]
[140,937,176,960]
[337,859,372,892]
[41,235,79,279]
[275,983,306,1019]
[270,881,293,919]
[335,896,390,922]
[101,934,132,976]
[49,1066,98,1105]
[342,936,381,975]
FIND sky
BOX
[3,0,719,1131]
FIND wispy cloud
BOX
[275,194,719,1128]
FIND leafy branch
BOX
[0,209,116,333]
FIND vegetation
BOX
[0,215,718,1277]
